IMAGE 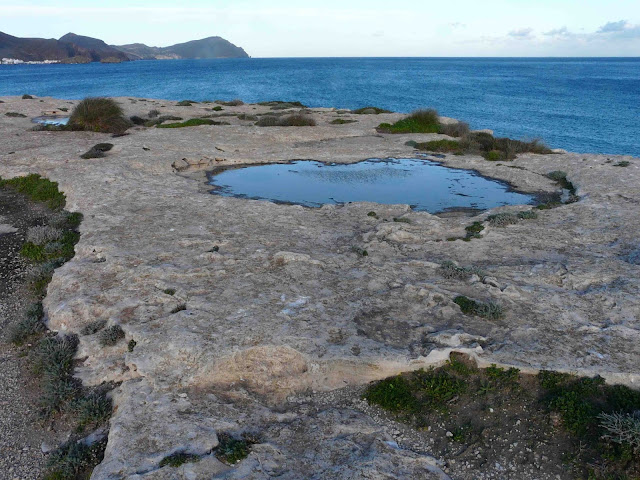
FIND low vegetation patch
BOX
[613,160,631,167]
[3,176,111,480]
[0,174,66,209]
[256,114,316,127]
[44,439,107,480]
[176,100,197,106]
[352,106,391,114]
[364,354,640,479]
[157,118,226,128]
[68,97,131,134]
[99,325,125,346]
[215,99,244,106]
[453,295,504,319]
[330,118,357,124]
[5,111,27,117]
[377,109,443,134]
[22,94,34,99]
[258,100,305,109]
[159,452,200,468]
[216,433,251,465]
[439,261,486,281]
[414,139,462,154]
[487,212,519,227]
[447,221,485,242]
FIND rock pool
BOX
[208,158,535,213]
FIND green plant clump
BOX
[68,97,131,134]
[44,439,107,480]
[99,325,125,346]
[0,174,66,209]
[216,433,251,465]
[439,261,485,281]
[5,111,27,117]
[454,295,504,319]
[487,212,519,227]
[10,302,46,345]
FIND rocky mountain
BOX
[114,36,249,60]
[0,31,249,63]
[59,33,129,63]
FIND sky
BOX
[1,0,639,57]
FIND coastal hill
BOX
[0,31,249,63]
[115,36,250,60]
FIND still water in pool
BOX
[208,159,535,213]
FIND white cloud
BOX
[508,28,534,39]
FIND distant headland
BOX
[0,31,249,64]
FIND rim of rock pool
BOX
[31,115,70,125]
[205,157,559,215]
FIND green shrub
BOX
[351,106,391,114]
[99,325,125,346]
[69,97,131,134]
[330,118,357,124]
[363,376,418,413]
[148,109,160,118]
[378,109,440,134]
[22,94,34,99]
[176,100,197,106]
[5,112,27,117]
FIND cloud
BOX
[598,20,628,33]
[372,31,384,37]
[544,26,572,38]
[508,28,534,39]
[449,22,465,29]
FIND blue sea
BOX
[1,58,639,156]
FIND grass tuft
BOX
[351,106,392,114]
[69,97,131,134]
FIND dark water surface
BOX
[208,159,535,213]
[1,58,638,156]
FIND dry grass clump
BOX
[69,97,131,134]
[27,225,63,245]
[352,106,392,114]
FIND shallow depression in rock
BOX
[208,159,536,213]
[31,115,70,125]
